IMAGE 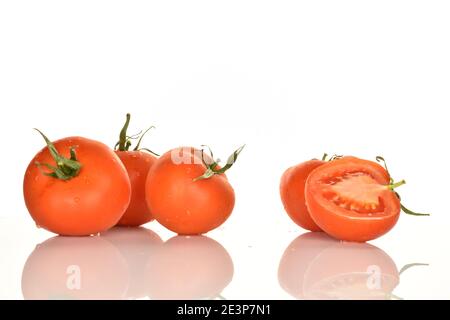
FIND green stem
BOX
[118,113,131,151]
[34,129,82,180]
[389,179,406,190]
[194,145,245,181]
[377,156,430,217]
[133,126,155,151]
[115,113,159,155]
[401,204,430,216]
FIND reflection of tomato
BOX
[23,133,131,236]
[22,236,129,300]
[278,232,399,300]
[280,160,325,231]
[101,227,163,299]
[145,236,234,299]
[115,151,156,226]
[305,157,400,242]
[145,147,235,235]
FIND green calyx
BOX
[114,113,159,156]
[34,129,82,180]
[376,156,430,216]
[193,145,246,182]
[321,153,343,161]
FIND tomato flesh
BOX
[322,172,386,214]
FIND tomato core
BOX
[322,172,387,214]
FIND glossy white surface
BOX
[0,215,448,300]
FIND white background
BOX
[0,1,449,299]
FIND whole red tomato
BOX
[23,130,131,236]
[145,146,243,235]
[280,159,325,231]
[114,114,158,226]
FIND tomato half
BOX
[280,160,325,231]
[115,151,156,226]
[145,147,236,235]
[23,134,131,236]
[305,157,401,242]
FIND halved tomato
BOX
[305,157,401,242]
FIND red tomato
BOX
[305,157,401,242]
[280,159,325,231]
[22,236,129,300]
[145,146,241,235]
[23,132,131,236]
[145,236,234,299]
[115,151,156,226]
[278,232,399,300]
[113,114,158,226]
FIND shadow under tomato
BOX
[145,235,234,300]
[278,232,401,300]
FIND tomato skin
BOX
[23,136,131,236]
[280,160,325,231]
[145,147,235,235]
[305,157,401,242]
[115,151,157,226]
